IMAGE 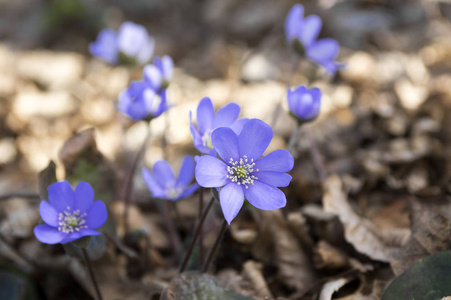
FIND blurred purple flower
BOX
[90,21,155,65]
[118,81,170,121]
[143,56,174,92]
[285,4,342,74]
[195,119,294,224]
[190,97,247,156]
[142,156,199,201]
[34,181,107,245]
[287,85,321,123]
[89,28,118,65]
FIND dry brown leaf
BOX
[390,198,451,275]
[242,260,273,300]
[322,175,406,262]
[314,240,349,270]
[318,278,350,300]
[261,210,316,291]
[334,280,383,300]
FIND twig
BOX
[81,248,104,300]
[123,126,151,236]
[179,196,215,273]
[0,193,40,202]
[0,232,38,270]
[202,219,227,273]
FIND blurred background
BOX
[0,0,451,299]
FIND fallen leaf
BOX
[261,210,317,291]
[322,175,406,262]
[161,272,251,300]
[319,278,350,300]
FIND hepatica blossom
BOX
[118,81,170,121]
[143,56,174,92]
[190,97,247,156]
[195,119,294,224]
[287,85,321,123]
[34,181,107,245]
[90,21,155,65]
[285,4,342,74]
[142,156,199,201]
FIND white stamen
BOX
[57,209,88,234]
[226,155,259,189]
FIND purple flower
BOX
[143,56,174,92]
[190,97,247,156]
[118,81,170,121]
[90,21,155,65]
[195,119,294,224]
[89,28,118,65]
[287,85,321,123]
[142,156,199,201]
[34,181,107,245]
[285,4,342,74]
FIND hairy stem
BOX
[287,124,301,154]
[198,187,204,268]
[82,248,104,300]
[162,201,183,256]
[202,220,227,273]
[271,54,299,128]
[178,196,215,273]
[305,126,327,181]
[123,126,151,237]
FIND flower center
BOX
[165,186,182,199]
[58,207,88,234]
[226,155,259,188]
[202,130,214,149]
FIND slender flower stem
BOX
[198,187,204,268]
[305,126,327,181]
[81,248,104,300]
[287,124,301,154]
[271,54,299,128]
[179,196,215,273]
[162,201,183,256]
[202,220,227,273]
[123,126,151,236]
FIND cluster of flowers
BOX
[285,4,344,124]
[35,4,341,244]
[91,21,173,121]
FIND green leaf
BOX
[161,272,251,300]
[382,251,451,300]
